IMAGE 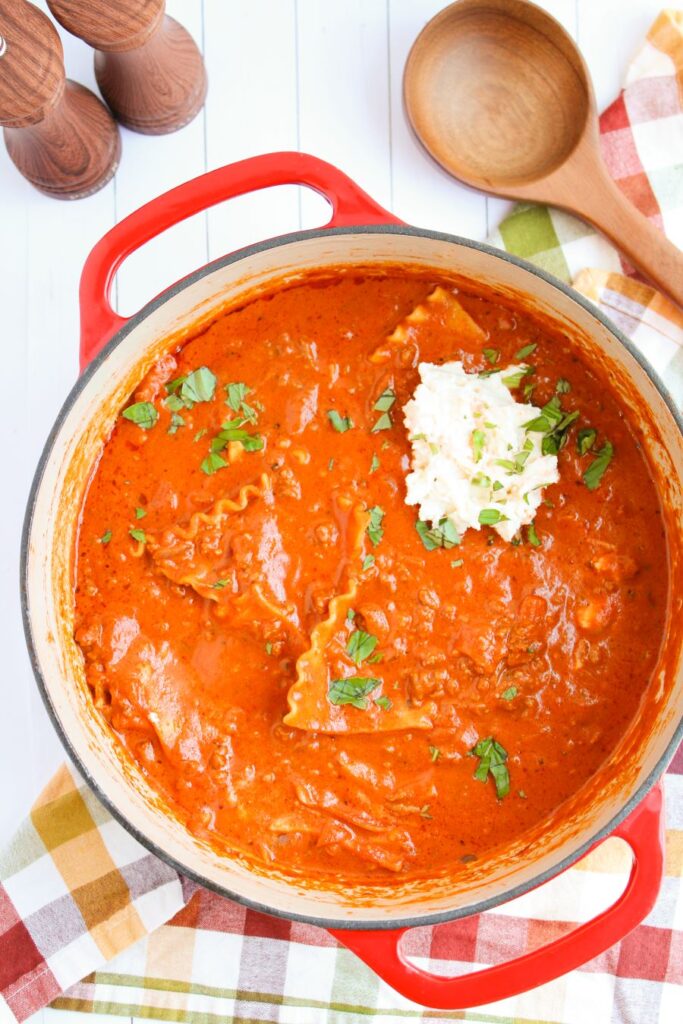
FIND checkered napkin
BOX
[2,10,683,1024]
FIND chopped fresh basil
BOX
[362,554,375,571]
[98,529,112,545]
[556,378,571,394]
[472,428,485,463]
[135,507,146,520]
[181,367,216,404]
[483,347,500,365]
[347,628,378,665]
[129,528,146,544]
[265,642,273,655]
[122,401,158,430]
[523,382,536,400]
[210,418,264,454]
[471,472,491,488]
[225,382,257,422]
[577,427,597,455]
[451,558,464,568]
[502,367,533,389]
[347,608,356,621]
[478,508,508,526]
[541,411,579,455]
[415,517,460,551]
[429,745,440,762]
[367,506,385,546]
[232,434,263,452]
[367,651,383,664]
[168,412,185,435]
[527,521,541,547]
[492,480,504,491]
[501,686,518,701]
[583,441,614,490]
[496,449,531,474]
[523,395,563,432]
[164,393,185,412]
[165,367,216,413]
[371,411,393,433]
[327,409,353,433]
[328,676,381,710]
[165,376,185,395]
[166,396,184,416]
[373,388,396,413]
[525,395,578,454]
[374,695,392,711]
[201,452,228,475]
[225,381,250,410]
[471,736,510,798]
[240,401,257,424]
[370,453,380,474]
[212,579,229,589]
[515,343,537,360]
[194,428,207,442]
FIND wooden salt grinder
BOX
[47,0,208,135]
[0,0,120,198]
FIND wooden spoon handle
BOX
[571,160,683,309]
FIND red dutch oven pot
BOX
[22,152,683,1010]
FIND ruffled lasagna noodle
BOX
[370,285,485,364]
[145,474,304,640]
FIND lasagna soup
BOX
[74,270,668,883]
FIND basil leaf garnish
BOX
[122,402,158,429]
[328,676,381,710]
[471,736,510,798]
[583,441,613,490]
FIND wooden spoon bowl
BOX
[405,0,683,307]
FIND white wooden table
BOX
[0,1,665,1021]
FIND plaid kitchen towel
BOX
[2,9,683,1024]
[1,763,682,1024]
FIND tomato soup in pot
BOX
[72,268,668,889]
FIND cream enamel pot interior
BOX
[21,154,683,1007]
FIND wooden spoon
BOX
[404,0,683,308]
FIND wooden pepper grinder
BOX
[0,0,120,198]
[47,0,207,135]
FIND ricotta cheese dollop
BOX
[403,361,559,543]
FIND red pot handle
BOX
[330,784,664,1009]
[79,151,400,368]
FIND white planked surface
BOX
[0,1,665,1021]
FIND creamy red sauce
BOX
[74,270,668,884]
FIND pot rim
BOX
[20,223,683,930]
